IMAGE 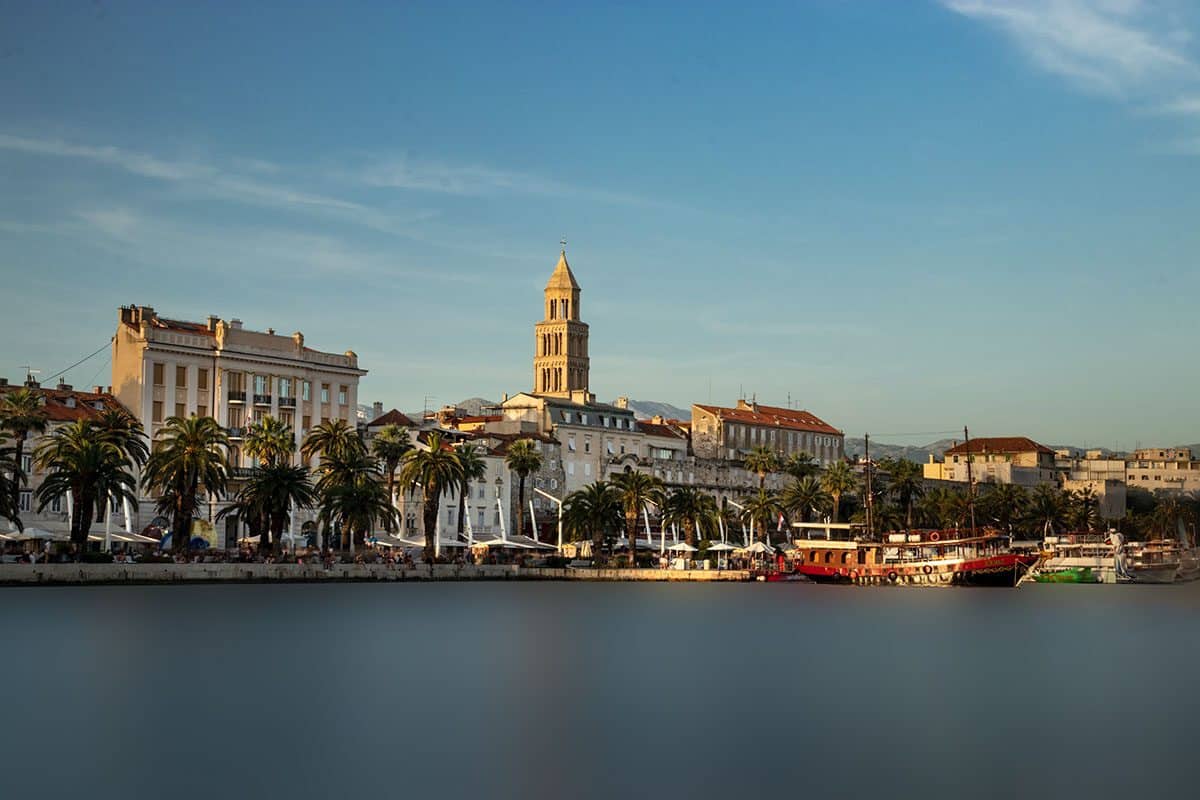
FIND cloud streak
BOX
[942,0,1196,96]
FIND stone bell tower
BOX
[533,249,589,397]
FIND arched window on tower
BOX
[549,301,555,320]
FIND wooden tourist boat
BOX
[791,530,1036,588]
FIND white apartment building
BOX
[112,305,366,546]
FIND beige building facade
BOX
[112,305,366,544]
[691,400,844,465]
[924,436,1057,488]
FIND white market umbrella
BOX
[14,527,68,542]
[706,542,737,552]
[668,542,698,553]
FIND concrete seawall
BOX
[0,563,752,586]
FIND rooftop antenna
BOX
[21,365,41,384]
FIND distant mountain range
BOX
[620,399,691,421]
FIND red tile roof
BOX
[0,386,125,423]
[367,409,416,428]
[944,437,1053,456]
[154,317,215,337]
[637,420,687,440]
[694,403,841,436]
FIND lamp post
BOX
[534,487,564,551]
[495,476,507,541]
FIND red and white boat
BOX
[791,530,1036,587]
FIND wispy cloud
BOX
[942,0,1196,96]
[0,133,364,212]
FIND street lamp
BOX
[533,487,564,551]
[495,476,507,541]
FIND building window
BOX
[338,386,348,405]
[302,381,312,401]
[152,363,165,386]
[50,495,62,513]
[18,491,31,513]
[175,403,186,419]
[197,405,208,419]
[584,438,591,454]
[198,368,209,391]
[20,454,32,474]
[568,436,576,452]
[567,463,575,476]
[152,401,164,423]
[584,463,591,477]
[175,365,187,387]
[279,377,292,398]
[254,375,268,395]
[321,385,330,404]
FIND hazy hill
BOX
[621,399,691,421]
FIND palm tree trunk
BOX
[832,494,841,524]
[626,514,637,567]
[11,434,25,524]
[457,485,467,538]
[258,512,270,553]
[385,466,397,532]
[684,520,695,548]
[70,488,86,551]
[423,490,438,562]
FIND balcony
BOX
[226,427,245,439]
[227,390,246,403]
[279,396,296,408]
[253,394,272,406]
[231,466,255,479]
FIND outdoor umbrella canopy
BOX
[705,542,737,552]
[667,542,698,553]
[739,541,775,555]
[13,528,67,542]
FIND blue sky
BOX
[2,1,1199,449]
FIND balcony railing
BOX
[253,394,272,406]
[226,427,245,439]
[231,467,255,479]
[227,390,246,403]
[278,396,296,408]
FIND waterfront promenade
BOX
[0,563,751,586]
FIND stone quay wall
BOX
[0,563,751,586]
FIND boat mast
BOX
[864,433,874,540]
[963,425,977,536]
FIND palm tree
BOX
[90,407,150,470]
[741,488,783,544]
[142,416,230,553]
[0,387,48,527]
[918,486,969,529]
[780,475,831,525]
[1067,486,1100,532]
[244,415,295,467]
[313,448,388,548]
[884,458,925,530]
[221,463,315,553]
[1026,484,1066,537]
[609,471,665,566]
[820,460,857,523]
[454,443,487,538]
[34,420,138,549]
[872,503,906,534]
[563,480,623,557]
[504,438,543,539]
[0,434,19,530]
[978,483,1027,535]
[370,423,412,522]
[781,452,819,481]
[318,469,393,552]
[744,446,778,490]
[661,486,719,548]
[301,418,363,465]
[397,432,464,561]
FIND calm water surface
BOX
[2,582,1198,799]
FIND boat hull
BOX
[798,554,1034,588]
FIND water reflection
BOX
[1,583,1197,799]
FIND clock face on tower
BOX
[534,249,590,397]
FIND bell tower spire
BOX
[533,247,589,397]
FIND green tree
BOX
[781,452,819,481]
[740,488,784,544]
[977,483,1028,535]
[220,463,315,553]
[820,460,857,523]
[661,486,719,548]
[504,438,543,539]
[34,420,138,549]
[90,407,150,470]
[0,434,19,529]
[1025,484,1066,537]
[919,486,969,529]
[301,418,363,465]
[609,471,665,566]
[244,415,295,467]
[563,480,623,557]
[370,423,412,526]
[0,387,48,528]
[780,476,831,525]
[1067,486,1100,532]
[398,432,464,561]
[313,448,390,548]
[883,458,925,530]
[142,416,230,553]
[454,443,487,537]
[318,466,392,552]
[744,446,779,490]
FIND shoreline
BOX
[0,563,752,586]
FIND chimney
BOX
[267,327,275,336]
[56,380,72,391]
[614,396,629,409]
[292,332,304,349]
[229,318,243,329]
[502,392,509,403]
[372,401,383,418]
[206,315,219,332]
[93,385,105,394]
[0,377,7,387]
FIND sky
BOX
[2,1,1199,450]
